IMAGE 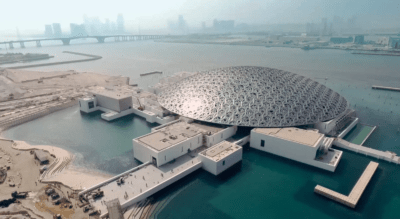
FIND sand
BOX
[12,141,112,190]
[0,68,130,218]
[0,138,113,219]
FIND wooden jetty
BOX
[372,85,400,92]
[314,161,379,208]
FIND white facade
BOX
[133,121,206,167]
[199,141,243,175]
[204,126,237,147]
[133,132,203,167]
[314,109,356,136]
[91,91,132,113]
[250,128,342,172]
[79,97,98,113]
[133,120,237,167]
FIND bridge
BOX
[0,35,166,49]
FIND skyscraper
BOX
[321,18,328,36]
[45,25,53,37]
[70,23,88,37]
[52,23,62,37]
[117,14,125,33]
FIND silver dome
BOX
[158,66,348,127]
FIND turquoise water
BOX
[2,42,400,218]
[344,124,375,145]
[3,107,157,174]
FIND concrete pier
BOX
[79,153,203,218]
[372,85,400,92]
[333,138,400,164]
[314,161,379,208]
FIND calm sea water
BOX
[2,41,400,218]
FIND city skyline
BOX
[1,0,400,35]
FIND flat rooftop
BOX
[200,141,241,162]
[253,128,324,147]
[137,121,207,151]
[91,89,132,100]
[191,121,225,135]
[88,152,203,215]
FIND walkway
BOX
[333,138,400,164]
[314,161,379,208]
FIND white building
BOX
[250,128,342,172]
[79,89,133,121]
[313,109,357,136]
[388,37,400,49]
[199,141,242,175]
[79,88,175,123]
[133,120,238,167]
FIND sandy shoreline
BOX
[10,139,113,189]
[0,68,167,218]
[0,68,131,218]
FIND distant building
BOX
[330,36,353,44]
[353,35,364,44]
[201,21,206,32]
[306,22,319,36]
[377,37,389,45]
[52,23,62,37]
[388,37,400,49]
[213,19,234,33]
[280,36,320,43]
[45,25,53,37]
[70,23,88,37]
[321,18,328,36]
[117,14,125,33]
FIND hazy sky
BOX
[1,0,399,34]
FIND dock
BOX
[372,85,400,92]
[78,152,203,219]
[140,71,162,77]
[333,138,400,164]
[314,161,379,208]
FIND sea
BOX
[2,39,400,219]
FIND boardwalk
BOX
[333,138,400,164]
[314,161,379,208]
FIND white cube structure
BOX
[133,120,238,167]
[133,121,205,167]
[250,128,342,172]
[79,97,98,113]
[91,90,132,113]
[199,141,243,175]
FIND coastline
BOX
[8,139,113,190]
[0,67,135,218]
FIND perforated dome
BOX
[158,66,348,127]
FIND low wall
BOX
[78,161,151,197]
[0,100,78,131]
[338,118,359,139]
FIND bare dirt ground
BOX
[0,68,129,132]
[0,139,107,219]
[0,68,131,218]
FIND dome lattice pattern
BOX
[158,66,348,127]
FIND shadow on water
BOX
[293,151,398,219]
[153,169,234,219]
